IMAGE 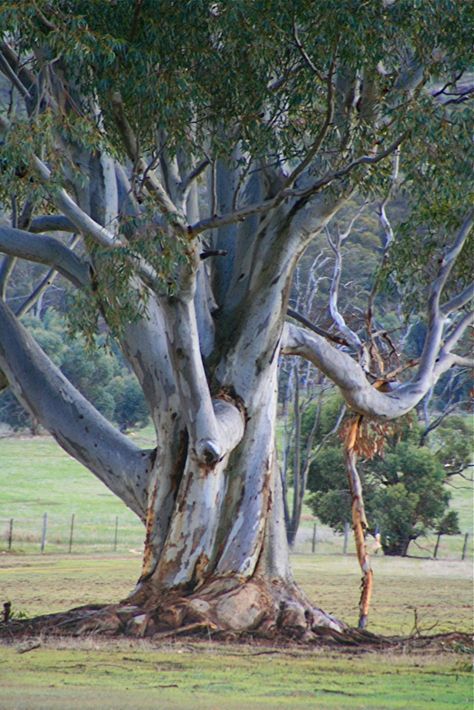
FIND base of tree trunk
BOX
[1,578,471,654]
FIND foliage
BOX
[306,404,466,555]
[429,415,474,477]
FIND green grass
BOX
[0,435,145,553]
[0,641,472,710]
[0,433,472,709]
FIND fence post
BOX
[461,532,469,560]
[343,521,350,555]
[8,518,13,550]
[68,513,75,553]
[8,518,13,551]
[311,523,317,554]
[113,516,118,551]
[40,513,48,553]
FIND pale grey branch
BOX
[0,225,89,288]
[29,215,76,233]
[0,301,152,518]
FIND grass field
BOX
[0,640,471,710]
[1,433,472,558]
[0,553,472,710]
[0,433,472,709]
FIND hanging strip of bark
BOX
[345,415,373,629]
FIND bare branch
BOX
[0,225,89,288]
[0,256,16,299]
[291,133,407,203]
[441,283,474,316]
[442,311,474,354]
[188,192,284,236]
[15,266,56,318]
[181,158,210,198]
[29,215,76,233]
[281,322,464,420]
[287,308,350,347]
[189,133,406,237]
[325,205,367,350]
[418,211,474,385]
[292,22,326,82]
[15,235,81,318]
[280,52,336,190]
[0,50,32,100]
[110,92,186,230]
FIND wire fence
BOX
[292,522,473,560]
[1,514,472,561]
[0,514,144,555]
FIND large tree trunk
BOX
[125,317,343,636]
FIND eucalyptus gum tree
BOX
[0,2,472,637]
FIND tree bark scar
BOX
[142,477,160,577]
[177,471,194,513]
[191,552,210,588]
[171,430,188,493]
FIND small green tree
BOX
[307,414,462,556]
[109,375,150,432]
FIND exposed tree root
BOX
[0,593,471,654]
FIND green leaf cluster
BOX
[305,403,465,555]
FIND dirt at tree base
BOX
[0,601,471,655]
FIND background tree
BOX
[0,2,472,636]
[307,412,467,556]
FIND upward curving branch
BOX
[417,211,473,387]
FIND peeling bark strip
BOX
[345,416,373,630]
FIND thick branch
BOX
[0,300,151,518]
[281,322,460,419]
[418,212,474,386]
[441,283,474,316]
[28,215,76,233]
[163,299,245,464]
[0,225,89,288]
[31,156,119,248]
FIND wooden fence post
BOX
[40,513,48,553]
[8,518,13,550]
[311,523,317,554]
[461,532,469,560]
[68,513,75,553]
[113,516,118,551]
